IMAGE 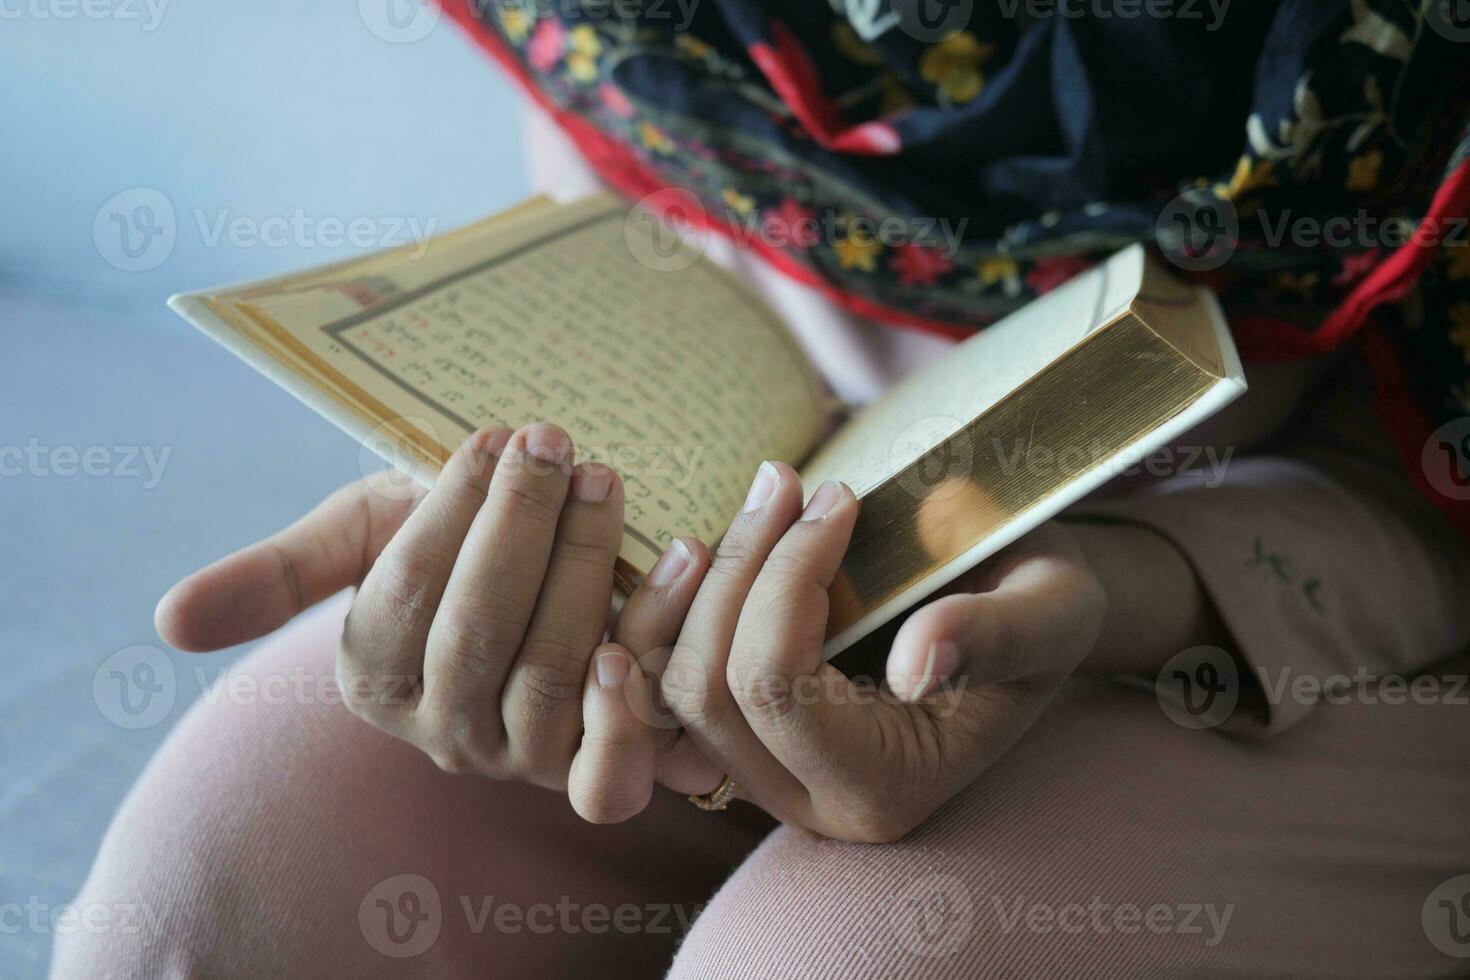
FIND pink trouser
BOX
[51,593,1470,978]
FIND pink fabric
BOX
[50,595,770,979]
[51,592,1470,978]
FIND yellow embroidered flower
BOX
[675,34,713,59]
[919,33,995,104]
[569,25,601,58]
[721,187,755,216]
[1345,148,1382,191]
[1217,155,1278,199]
[1446,242,1470,282]
[832,23,884,66]
[975,257,1019,284]
[498,5,531,43]
[1274,271,1319,300]
[558,25,601,82]
[834,226,882,272]
[878,74,915,117]
[567,54,597,82]
[639,121,675,155]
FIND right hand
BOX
[155,422,713,793]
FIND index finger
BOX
[723,481,885,786]
[154,468,423,652]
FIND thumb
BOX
[885,546,1105,700]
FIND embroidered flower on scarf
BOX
[878,74,915,117]
[497,4,532,43]
[566,25,601,82]
[831,23,884,66]
[969,256,1022,296]
[764,198,819,248]
[638,121,676,155]
[1218,155,1278,199]
[834,226,882,271]
[527,18,566,73]
[675,34,714,60]
[599,83,635,118]
[890,243,955,286]
[1273,271,1320,300]
[919,33,995,105]
[1345,148,1382,191]
[721,187,756,216]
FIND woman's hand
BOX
[570,462,1108,842]
[155,422,711,792]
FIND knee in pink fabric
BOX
[52,597,762,979]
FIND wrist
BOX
[1061,518,1231,674]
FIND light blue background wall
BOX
[0,3,528,973]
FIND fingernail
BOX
[741,461,779,513]
[889,640,960,700]
[595,650,630,689]
[479,428,512,457]
[801,481,845,521]
[572,465,614,503]
[524,423,570,464]
[646,538,692,587]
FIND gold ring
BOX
[689,775,738,811]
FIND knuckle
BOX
[709,536,760,576]
[333,665,397,724]
[740,586,808,635]
[512,641,590,704]
[369,558,444,631]
[442,469,492,509]
[761,548,818,584]
[727,663,798,722]
[426,745,473,776]
[846,812,915,845]
[495,480,563,530]
[436,593,527,675]
[841,794,919,844]
[416,716,503,778]
[552,536,618,576]
[657,653,716,725]
[335,616,407,722]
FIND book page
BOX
[185,195,831,574]
[798,245,1145,494]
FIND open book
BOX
[170,194,1245,657]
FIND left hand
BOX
[569,461,1108,842]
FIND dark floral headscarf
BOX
[437,0,1470,531]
